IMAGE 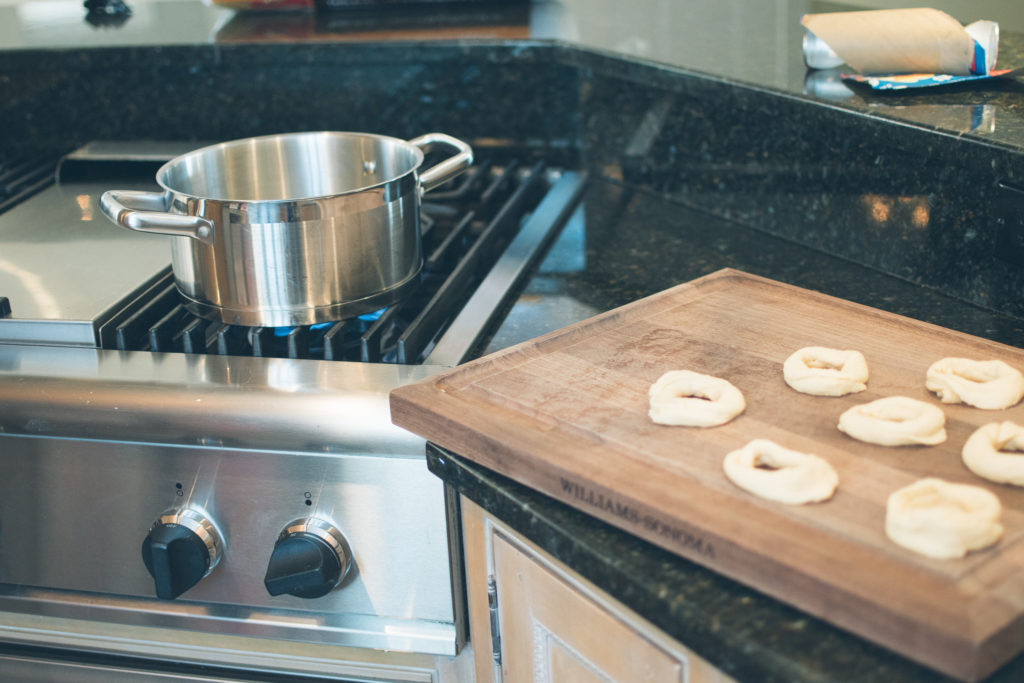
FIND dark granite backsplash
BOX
[3,36,1024,330]
[570,51,1024,325]
[0,43,581,159]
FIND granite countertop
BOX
[3,0,1024,680]
[429,175,1024,683]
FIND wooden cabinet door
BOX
[461,497,733,683]
[493,533,686,683]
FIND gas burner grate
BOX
[0,156,59,213]
[102,159,554,364]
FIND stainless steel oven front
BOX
[0,349,469,682]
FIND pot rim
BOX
[154,131,425,204]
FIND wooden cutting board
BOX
[390,268,1024,681]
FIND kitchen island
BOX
[2,0,1024,681]
[426,174,1024,682]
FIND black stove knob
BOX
[141,507,223,600]
[264,519,351,599]
[83,0,132,28]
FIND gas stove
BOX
[0,141,585,682]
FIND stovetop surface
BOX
[0,171,169,346]
[0,142,571,363]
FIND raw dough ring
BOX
[838,396,946,446]
[783,346,868,397]
[885,478,1003,559]
[723,439,838,505]
[648,370,745,428]
[962,421,1024,486]
[925,357,1024,410]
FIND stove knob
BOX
[264,519,351,599]
[141,507,223,600]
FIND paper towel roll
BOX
[801,8,997,76]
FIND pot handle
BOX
[100,190,215,246]
[409,133,474,193]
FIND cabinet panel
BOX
[461,497,734,683]
[549,642,609,683]
[493,533,684,683]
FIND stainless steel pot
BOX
[99,131,473,327]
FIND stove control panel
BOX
[264,518,351,599]
[141,507,224,600]
[0,434,457,650]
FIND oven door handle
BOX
[100,190,215,246]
